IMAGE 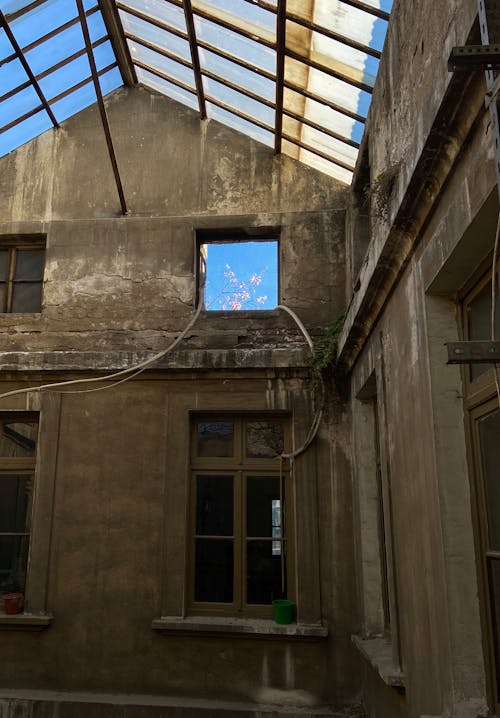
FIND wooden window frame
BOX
[0,236,45,314]
[187,414,294,618]
[461,265,500,712]
[461,263,500,405]
[0,412,39,605]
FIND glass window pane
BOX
[196,475,233,536]
[203,76,274,127]
[207,102,274,147]
[129,44,195,90]
[14,250,44,280]
[196,421,234,457]
[246,475,281,537]
[467,281,500,381]
[119,0,187,34]
[0,475,32,532]
[0,421,38,457]
[0,283,6,312]
[0,251,9,281]
[200,48,275,102]
[0,109,53,159]
[120,13,191,63]
[0,535,29,594]
[195,539,233,602]
[11,282,42,313]
[246,421,284,458]
[479,409,500,551]
[199,0,276,33]
[488,558,500,694]
[1,84,41,128]
[195,17,275,75]
[51,67,122,125]
[246,539,284,604]
[136,67,199,112]
[0,58,28,98]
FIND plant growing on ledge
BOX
[311,311,346,384]
[365,163,400,222]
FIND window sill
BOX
[0,612,53,630]
[351,635,405,688]
[152,616,328,640]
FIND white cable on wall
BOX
[276,304,324,460]
[0,300,324,460]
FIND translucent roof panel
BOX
[1,0,393,184]
[116,0,392,184]
[0,0,122,158]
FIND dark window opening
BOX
[0,414,38,599]
[0,237,45,314]
[189,415,292,617]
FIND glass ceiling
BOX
[0,0,392,185]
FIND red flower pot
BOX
[3,593,24,615]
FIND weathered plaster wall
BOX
[0,87,347,354]
[343,1,495,717]
[0,86,345,222]
[0,87,357,715]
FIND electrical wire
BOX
[0,299,323,458]
[491,211,500,406]
[276,304,323,460]
[0,300,204,403]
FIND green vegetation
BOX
[311,311,346,383]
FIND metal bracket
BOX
[448,44,500,71]
[446,341,500,364]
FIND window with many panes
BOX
[0,413,38,601]
[0,238,45,314]
[189,415,292,617]
[462,264,500,712]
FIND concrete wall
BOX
[342,0,495,716]
[0,87,359,715]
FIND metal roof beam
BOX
[183,0,207,118]
[76,0,128,215]
[99,0,137,86]
[275,0,286,154]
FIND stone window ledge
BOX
[0,612,53,630]
[351,635,405,688]
[152,616,328,640]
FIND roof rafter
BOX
[182,0,207,118]
[99,0,137,86]
[76,0,128,215]
[275,0,286,154]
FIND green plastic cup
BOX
[272,599,295,624]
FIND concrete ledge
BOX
[0,612,53,630]
[351,635,405,688]
[0,688,362,717]
[152,616,328,640]
[0,348,310,372]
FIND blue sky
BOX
[204,241,278,311]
